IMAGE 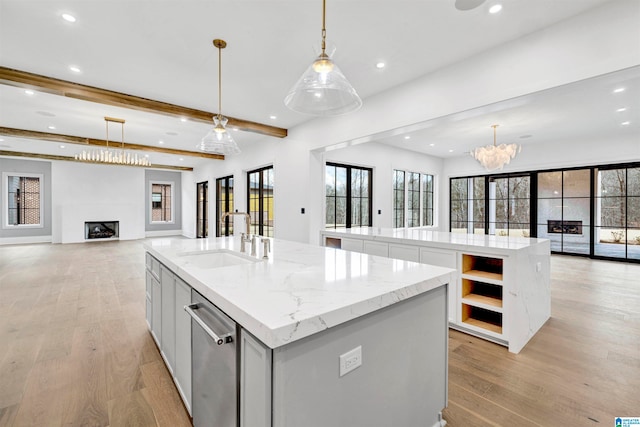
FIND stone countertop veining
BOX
[144,236,454,349]
[322,227,549,252]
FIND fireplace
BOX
[85,221,119,240]
[547,220,582,235]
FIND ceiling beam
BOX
[0,66,288,139]
[0,127,224,160]
[0,150,193,171]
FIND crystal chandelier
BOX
[284,0,362,116]
[198,39,241,155]
[75,117,150,166]
[470,125,520,171]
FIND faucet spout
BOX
[220,212,251,236]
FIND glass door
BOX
[196,181,208,238]
[537,169,591,254]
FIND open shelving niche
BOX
[460,253,504,337]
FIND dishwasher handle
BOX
[184,303,233,345]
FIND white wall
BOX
[190,0,640,244]
[51,161,146,243]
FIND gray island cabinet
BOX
[144,236,454,427]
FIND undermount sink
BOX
[177,249,259,269]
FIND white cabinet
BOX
[145,273,152,329]
[389,243,420,262]
[174,276,192,414]
[160,265,176,373]
[420,247,457,323]
[362,240,389,257]
[340,237,364,253]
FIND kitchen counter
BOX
[320,227,551,353]
[144,236,454,349]
[322,226,549,253]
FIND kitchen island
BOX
[320,228,551,354]
[144,236,454,427]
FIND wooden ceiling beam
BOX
[0,127,224,160]
[0,66,288,139]
[0,150,193,171]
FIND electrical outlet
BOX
[339,346,362,377]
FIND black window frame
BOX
[325,162,373,229]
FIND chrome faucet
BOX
[220,212,251,236]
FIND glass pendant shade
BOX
[198,116,241,155]
[284,51,362,116]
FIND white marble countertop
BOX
[321,227,549,253]
[144,236,454,349]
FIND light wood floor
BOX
[0,240,638,426]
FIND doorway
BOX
[196,181,208,238]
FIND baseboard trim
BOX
[0,235,53,246]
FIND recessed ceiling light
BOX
[158,141,164,145]
[145,154,149,157]
[376,62,385,69]
[48,125,56,130]
[68,65,81,73]
[429,143,435,147]
[314,92,322,98]
[61,13,76,23]
[232,127,239,131]
[0,138,4,142]
[269,115,277,120]
[59,145,65,149]
[180,117,187,122]
[489,4,502,14]
[621,121,630,125]
[25,90,35,96]
[404,135,411,140]
[616,107,627,112]
[179,158,184,161]
[613,87,625,93]
[448,149,454,153]
[36,111,56,117]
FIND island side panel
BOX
[271,285,448,427]
[507,240,551,353]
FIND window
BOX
[393,170,434,228]
[595,166,640,260]
[393,170,405,228]
[197,181,208,238]
[326,163,372,229]
[451,162,639,262]
[451,174,530,237]
[216,176,234,237]
[3,173,43,228]
[247,166,274,237]
[150,182,173,223]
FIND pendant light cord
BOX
[218,44,222,120]
[321,0,327,55]
[492,124,498,146]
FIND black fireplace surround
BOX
[547,220,582,235]
[85,221,119,240]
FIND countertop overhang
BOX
[144,236,454,349]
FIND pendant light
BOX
[75,117,151,166]
[284,0,362,116]
[471,125,521,171]
[198,39,241,155]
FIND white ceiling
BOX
[0,0,636,168]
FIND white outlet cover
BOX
[339,345,362,377]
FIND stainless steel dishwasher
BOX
[184,290,238,427]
